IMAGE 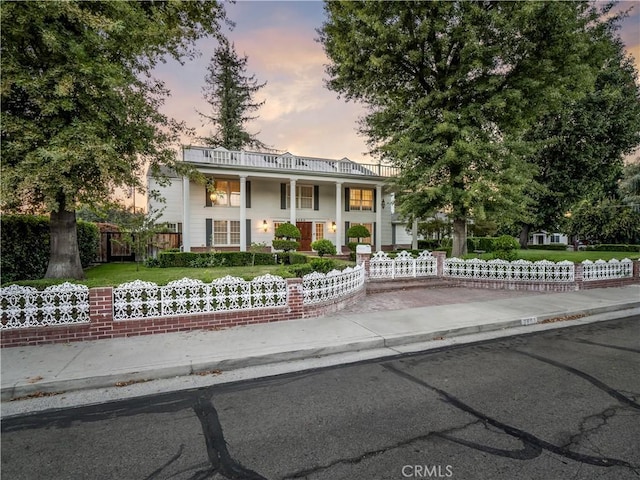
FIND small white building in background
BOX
[528,231,569,246]
[147,146,400,253]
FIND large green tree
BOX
[320,1,613,256]
[1,1,226,278]
[198,36,269,151]
[518,25,640,246]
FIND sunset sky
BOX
[154,0,640,165]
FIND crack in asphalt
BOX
[279,419,481,480]
[569,338,640,354]
[192,393,267,480]
[382,363,638,472]
[512,350,640,410]
[143,444,186,480]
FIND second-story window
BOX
[211,180,241,207]
[286,184,314,209]
[349,188,374,211]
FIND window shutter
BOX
[392,224,396,245]
[373,221,377,247]
[314,185,319,210]
[205,187,212,207]
[246,181,251,208]
[280,183,287,209]
[246,219,251,247]
[344,188,350,211]
[345,221,350,245]
[373,188,377,213]
[206,219,212,247]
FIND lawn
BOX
[81,262,295,287]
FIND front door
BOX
[296,222,313,251]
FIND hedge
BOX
[527,244,568,251]
[586,244,640,252]
[157,251,277,268]
[0,215,99,283]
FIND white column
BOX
[239,175,247,252]
[335,182,342,253]
[376,185,383,252]
[182,176,191,252]
[412,218,419,250]
[289,179,296,225]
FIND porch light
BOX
[331,221,337,233]
[263,220,268,232]
[209,191,217,202]
[381,199,386,209]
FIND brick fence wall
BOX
[2,256,637,348]
[1,278,365,348]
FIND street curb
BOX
[2,301,638,402]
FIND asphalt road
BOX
[2,316,639,480]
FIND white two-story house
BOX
[147,146,400,253]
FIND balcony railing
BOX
[183,146,399,178]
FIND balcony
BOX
[182,146,399,178]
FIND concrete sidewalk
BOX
[1,285,639,415]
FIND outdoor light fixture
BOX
[209,191,217,202]
[331,221,337,233]
[381,199,386,209]
[263,220,268,232]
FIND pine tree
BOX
[198,38,269,151]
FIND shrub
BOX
[158,251,277,268]
[77,220,100,266]
[311,239,337,257]
[417,239,440,250]
[288,253,308,264]
[272,222,301,259]
[0,215,99,283]
[492,249,519,261]
[493,235,519,251]
[346,224,370,243]
[272,239,300,253]
[275,222,301,240]
[287,264,314,277]
[310,258,338,273]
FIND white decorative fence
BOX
[582,258,633,281]
[0,282,90,329]
[369,250,437,279]
[113,275,288,320]
[444,258,575,282]
[302,265,366,305]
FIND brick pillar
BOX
[89,287,114,323]
[433,251,446,277]
[356,252,371,276]
[634,260,640,279]
[287,278,304,318]
[574,262,584,290]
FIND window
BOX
[349,188,373,211]
[213,220,240,245]
[286,184,314,209]
[551,234,561,244]
[348,222,372,244]
[315,223,324,240]
[211,179,240,207]
[160,222,182,233]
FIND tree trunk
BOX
[45,208,85,279]
[452,218,467,257]
[518,224,531,249]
